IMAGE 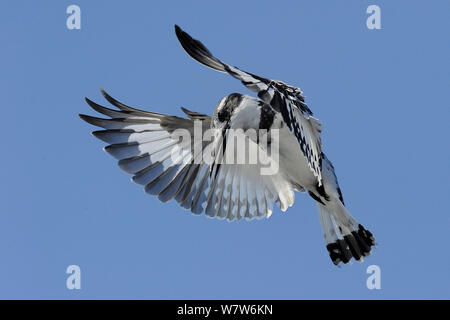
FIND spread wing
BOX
[79,90,296,221]
[175,25,323,185]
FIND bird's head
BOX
[212,93,243,127]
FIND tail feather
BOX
[317,202,376,266]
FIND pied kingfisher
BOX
[80,25,376,266]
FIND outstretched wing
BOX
[79,90,295,221]
[175,25,323,185]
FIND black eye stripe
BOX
[216,93,242,123]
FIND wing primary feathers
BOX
[174,25,227,73]
[180,106,209,120]
[219,164,235,219]
[157,160,192,203]
[85,97,133,118]
[100,89,174,119]
[100,88,140,113]
[228,165,241,221]
[175,25,270,89]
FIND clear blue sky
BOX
[0,1,448,299]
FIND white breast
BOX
[276,121,319,190]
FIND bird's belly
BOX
[277,128,318,190]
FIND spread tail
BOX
[317,201,376,266]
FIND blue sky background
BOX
[0,1,448,299]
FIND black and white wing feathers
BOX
[175,25,323,185]
[80,90,294,221]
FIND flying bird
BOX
[79,25,375,265]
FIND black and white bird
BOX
[80,25,375,266]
